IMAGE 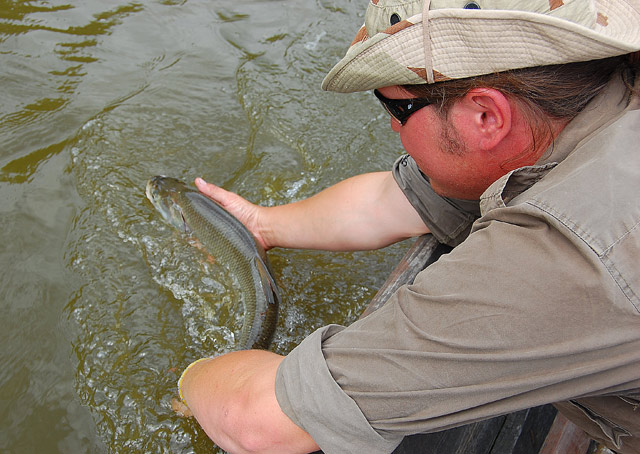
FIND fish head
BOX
[146,176,191,233]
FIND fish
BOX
[145,176,279,350]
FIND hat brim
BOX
[322,6,640,93]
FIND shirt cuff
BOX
[275,325,403,454]
[392,155,480,247]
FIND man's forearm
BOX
[260,171,429,251]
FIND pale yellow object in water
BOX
[178,357,214,406]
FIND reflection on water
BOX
[0,1,408,453]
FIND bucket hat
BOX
[321,0,640,93]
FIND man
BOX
[179,0,640,453]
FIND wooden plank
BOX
[389,405,558,454]
[392,416,505,454]
[490,409,531,453]
[539,412,592,454]
[495,404,557,454]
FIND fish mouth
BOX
[146,175,181,203]
[146,175,177,198]
[146,176,189,232]
[145,176,167,211]
[145,177,158,203]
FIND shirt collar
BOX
[480,72,638,214]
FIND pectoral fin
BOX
[254,256,281,308]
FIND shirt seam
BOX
[526,200,640,314]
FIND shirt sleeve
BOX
[275,326,404,454]
[274,202,640,453]
[392,155,480,246]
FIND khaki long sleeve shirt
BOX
[275,72,640,454]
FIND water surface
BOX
[0,1,408,452]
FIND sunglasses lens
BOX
[374,90,432,125]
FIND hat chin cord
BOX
[422,0,435,84]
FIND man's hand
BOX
[196,172,429,252]
[195,178,272,250]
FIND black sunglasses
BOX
[374,89,434,125]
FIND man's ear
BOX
[459,88,512,151]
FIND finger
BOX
[171,397,193,418]
[195,177,228,202]
[194,177,217,195]
[195,178,244,217]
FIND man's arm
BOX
[195,171,429,252]
[179,350,319,454]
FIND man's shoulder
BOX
[522,109,640,245]
[508,109,640,314]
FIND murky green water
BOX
[0,1,409,452]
